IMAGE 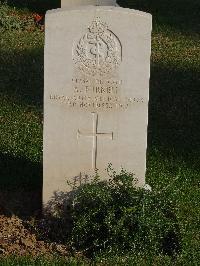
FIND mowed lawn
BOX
[0,0,199,264]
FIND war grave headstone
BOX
[43,5,152,203]
[61,0,117,8]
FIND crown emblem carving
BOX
[73,17,122,77]
[88,17,108,35]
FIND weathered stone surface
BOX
[44,6,152,203]
[61,0,117,8]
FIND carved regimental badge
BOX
[73,17,122,77]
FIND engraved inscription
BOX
[49,18,144,112]
[73,17,122,77]
[77,112,113,170]
[49,77,145,111]
[72,78,121,94]
[50,93,144,110]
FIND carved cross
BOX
[77,112,113,170]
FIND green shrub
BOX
[68,169,181,257]
[37,169,181,258]
[0,2,34,31]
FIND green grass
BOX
[0,256,89,266]
[0,252,199,266]
[0,29,43,189]
[0,0,200,264]
[5,0,59,13]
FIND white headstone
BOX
[61,0,117,8]
[44,6,152,203]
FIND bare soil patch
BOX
[0,215,70,258]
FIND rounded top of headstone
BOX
[61,0,117,9]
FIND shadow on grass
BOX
[148,63,200,163]
[118,0,200,35]
[0,153,42,217]
[6,0,59,13]
[0,48,43,108]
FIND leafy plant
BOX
[66,169,181,257]
[0,1,34,31]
